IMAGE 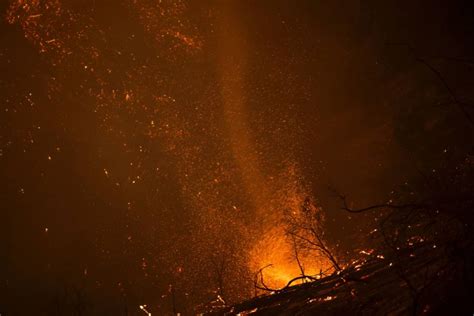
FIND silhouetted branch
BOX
[385,42,474,127]
[335,192,427,213]
[415,57,474,126]
[290,234,306,280]
[288,230,341,272]
[253,263,321,294]
[254,264,278,292]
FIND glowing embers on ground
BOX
[139,304,152,315]
[249,225,332,291]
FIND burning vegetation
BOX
[207,156,474,315]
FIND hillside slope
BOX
[205,243,473,315]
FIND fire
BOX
[249,226,331,289]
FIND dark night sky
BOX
[1,1,473,315]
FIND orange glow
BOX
[249,224,332,290]
[215,3,334,289]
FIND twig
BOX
[336,192,426,213]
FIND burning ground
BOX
[206,242,474,315]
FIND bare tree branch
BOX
[335,191,427,214]
[385,42,474,127]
